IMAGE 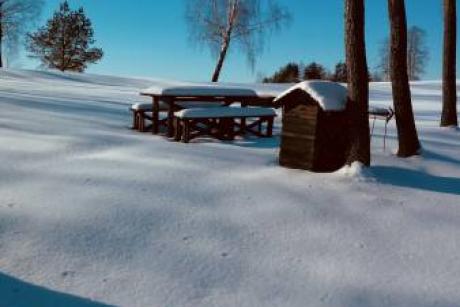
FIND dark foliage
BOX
[331,62,348,82]
[27,1,103,72]
[262,63,300,83]
[303,62,327,80]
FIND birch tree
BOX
[185,0,291,82]
[0,0,44,67]
[377,27,429,81]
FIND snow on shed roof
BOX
[274,81,348,111]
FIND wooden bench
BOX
[130,102,224,133]
[131,103,160,132]
[174,107,277,143]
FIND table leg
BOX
[165,97,175,138]
[152,97,160,134]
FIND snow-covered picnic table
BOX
[140,81,291,136]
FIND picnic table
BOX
[140,82,289,137]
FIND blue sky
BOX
[19,0,454,82]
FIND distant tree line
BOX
[261,61,364,83]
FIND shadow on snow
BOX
[372,166,460,196]
[0,272,112,307]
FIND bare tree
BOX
[388,0,421,157]
[377,26,429,81]
[407,26,429,80]
[376,38,391,81]
[185,0,291,82]
[441,0,458,127]
[345,0,371,166]
[0,0,43,67]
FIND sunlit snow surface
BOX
[0,70,459,307]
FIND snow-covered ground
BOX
[0,70,459,307]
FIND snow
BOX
[141,80,290,98]
[131,101,224,111]
[274,80,348,111]
[1,69,460,307]
[130,102,152,111]
[176,106,276,119]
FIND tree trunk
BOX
[0,3,3,69]
[388,0,421,157]
[0,28,3,69]
[441,0,458,127]
[211,38,231,82]
[344,0,371,166]
[211,0,238,82]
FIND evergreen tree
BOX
[331,62,348,82]
[26,1,103,72]
[303,62,327,80]
[262,63,300,83]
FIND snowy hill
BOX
[0,70,459,307]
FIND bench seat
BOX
[175,106,276,119]
[174,107,277,143]
[130,101,224,132]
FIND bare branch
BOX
[185,0,291,81]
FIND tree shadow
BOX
[340,286,457,307]
[422,149,460,166]
[372,166,460,195]
[0,272,113,307]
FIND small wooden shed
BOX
[274,81,349,172]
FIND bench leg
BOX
[240,118,246,135]
[223,118,235,140]
[267,117,274,137]
[152,97,160,135]
[174,118,182,142]
[139,111,146,132]
[131,111,138,130]
[183,120,191,143]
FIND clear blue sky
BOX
[19,0,456,82]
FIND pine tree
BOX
[345,0,371,166]
[262,63,300,83]
[388,0,421,156]
[441,0,458,127]
[26,1,103,72]
[331,62,348,83]
[303,62,327,80]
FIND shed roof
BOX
[274,81,348,111]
